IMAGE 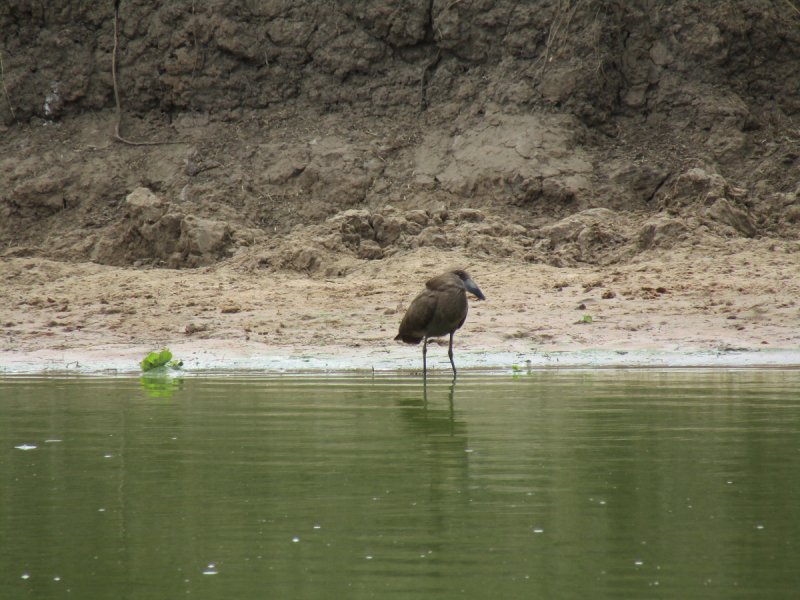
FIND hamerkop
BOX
[395,269,485,378]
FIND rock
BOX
[507,175,543,205]
[404,209,429,227]
[785,205,800,225]
[328,209,374,249]
[541,178,576,203]
[454,208,485,223]
[672,168,728,205]
[375,216,408,246]
[357,239,383,260]
[290,247,321,271]
[705,198,755,237]
[413,227,447,248]
[125,188,166,224]
[167,252,185,269]
[536,209,628,264]
[503,223,528,237]
[179,215,231,264]
[185,322,208,335]
[414,174,436,189]
[637,217,689,250]
[430,208,448,224]
[612,163,671,203]
[405,220,424,236]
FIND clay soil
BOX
[2,1,800,372]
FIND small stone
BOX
[358,239,383,260]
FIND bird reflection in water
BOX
[397,379,462,438]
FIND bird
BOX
[395,269,485,378]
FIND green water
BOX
[1,370,799,599]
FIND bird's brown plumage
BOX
[395,269,485,377]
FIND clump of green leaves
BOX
[141,349,183,371]
[582,315,593,323]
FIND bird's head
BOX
[453,270,486,301]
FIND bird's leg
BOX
[422,336,428,379]
[448,332,457,378]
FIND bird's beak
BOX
[464,278,486,301]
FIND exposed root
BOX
[0,50,17,124]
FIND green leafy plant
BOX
[582,315,593,324]
[141,349,183,371]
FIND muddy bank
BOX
[3,245,800,374]
[3,1,800,267]
[1,2,800,371]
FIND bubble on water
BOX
[756,524,764,530]
[533,528,544,533]
[98,508,105,512]
[15,445,36,450]
[635,560,643,566]
[21,573,30,580]
[104,454,113,458]
[598,500,606,505]
[45,439,62,443]
[54,576,61,581]
[292,537,300,543]
[366,555,373,560]
[203,570,217,575]
[465,449,473,453]
[313,525,321,529]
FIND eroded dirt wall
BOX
[1,1,799,270]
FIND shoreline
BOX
[3,249,800,377]
[3,343,800,376]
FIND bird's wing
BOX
[398,290,438,338]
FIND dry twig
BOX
[0,50,17,124]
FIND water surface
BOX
[1,370,799,599]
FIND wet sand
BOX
[3,244,800,374]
